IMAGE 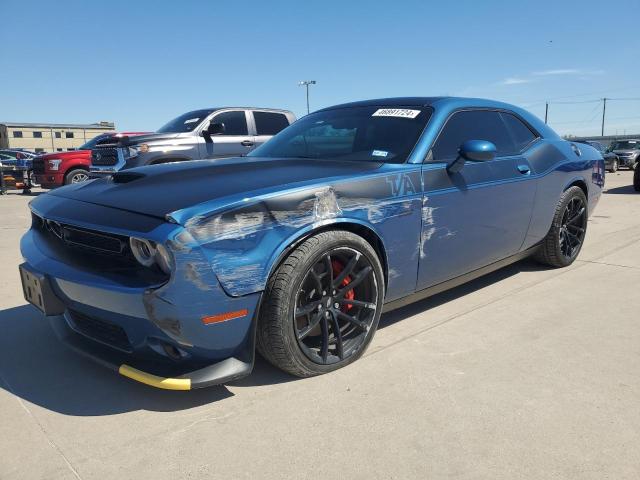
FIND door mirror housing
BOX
[447,140,496,173]
[460,140,496,161]
[203,122,225,136]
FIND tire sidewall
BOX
[65,168,89,185]
[278,231,384,375]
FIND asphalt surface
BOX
[1,171,639,479]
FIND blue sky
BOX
[1,0,638,136]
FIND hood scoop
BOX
[111,172,146,184]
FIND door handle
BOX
[241,140,254,147]
[517,164,531,175]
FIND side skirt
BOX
[382,244,540,313]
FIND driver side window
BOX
[431,110,517,161]
[211,111,248,136]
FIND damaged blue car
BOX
[20,97,604,389]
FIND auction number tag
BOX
[372,108,421,119]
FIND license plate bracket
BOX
[19,263,65,315]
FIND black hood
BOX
[48,157,383,219]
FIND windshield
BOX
[249,105,432,163]
[157,109,215,133]
[611,140,640,150]
[78,135,108,150]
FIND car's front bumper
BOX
[35,172,64,188]
[20,204,262,389]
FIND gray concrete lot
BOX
[1,171,639,479]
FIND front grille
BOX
[68,309,132,352]
[39,216,127,255]
[32,158,45,174]
[92,148,120,166]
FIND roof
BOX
[0,121,115,129]
[318,97,448,112]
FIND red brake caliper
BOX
[331,260,354,311]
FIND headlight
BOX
[130,237,174,275]
[48,159,62,170]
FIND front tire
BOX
[257,230,384,377]
[535,186,588,268]
[64,168,89,185]
[609,159,618,173]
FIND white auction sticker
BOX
[372,150,389,157]
[372,108,421,119]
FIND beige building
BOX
[0,121,116,153]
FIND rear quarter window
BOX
[254,112,290,136]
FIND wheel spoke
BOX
[338,298,376,310]
[337,265,372,297]
[567,207,585,225]
[308,269,324,297]
[297,312,323,340]
[330,314,344,359]
[332,252,360,288]
[336,310,368,331]
[322,254,333,291]
[295,300,321,318]
[320,315,329,362]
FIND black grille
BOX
[32,157,45,174]
[92,148,119,166]
[69,309,132,352]
[42,218,127,255]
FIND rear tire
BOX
[634,166,640,192]
[535,186,588,268]
[64,168,89,185]
[257,230,384,377]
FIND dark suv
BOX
[575,140,620,172]
[609,139,640,170]
[90,108,296,174]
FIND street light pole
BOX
[544,102,549,124]
[298,80,316,115]
[601,98,607,137]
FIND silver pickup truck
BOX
[90,107,296,174]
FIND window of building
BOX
[13,131,23,138]
[56,148,63,152]
[211,111,248,135]
[254,111,290,136]
[35,148,45,153]
[65,132,74,138]
[33,131,43,138]
[55,132,61,138]
[67,148,75,151]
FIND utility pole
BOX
[544,102,549,124]
[601,98,607,137]
[298,80,316,115]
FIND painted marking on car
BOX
[372,108,420,119]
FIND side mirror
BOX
[447,140,496,173]
[203,122,225,136]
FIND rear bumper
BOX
[20,222,262,389]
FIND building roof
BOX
[0,121,115,129]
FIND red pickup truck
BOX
[33,132,148,188]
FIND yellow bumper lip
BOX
[118,364,191,391]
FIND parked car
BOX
[89,108,296,175]
[609,139,640,170]
[0,149,37,168]
[20,97,603,389]
[33,132,149,188]
[575,140,619,172]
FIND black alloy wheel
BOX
[257,230,384,377]
[558,196,587,261]
[294,247,378,365]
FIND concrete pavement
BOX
[1,170,639,479]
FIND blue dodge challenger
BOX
[19,97,604,389]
